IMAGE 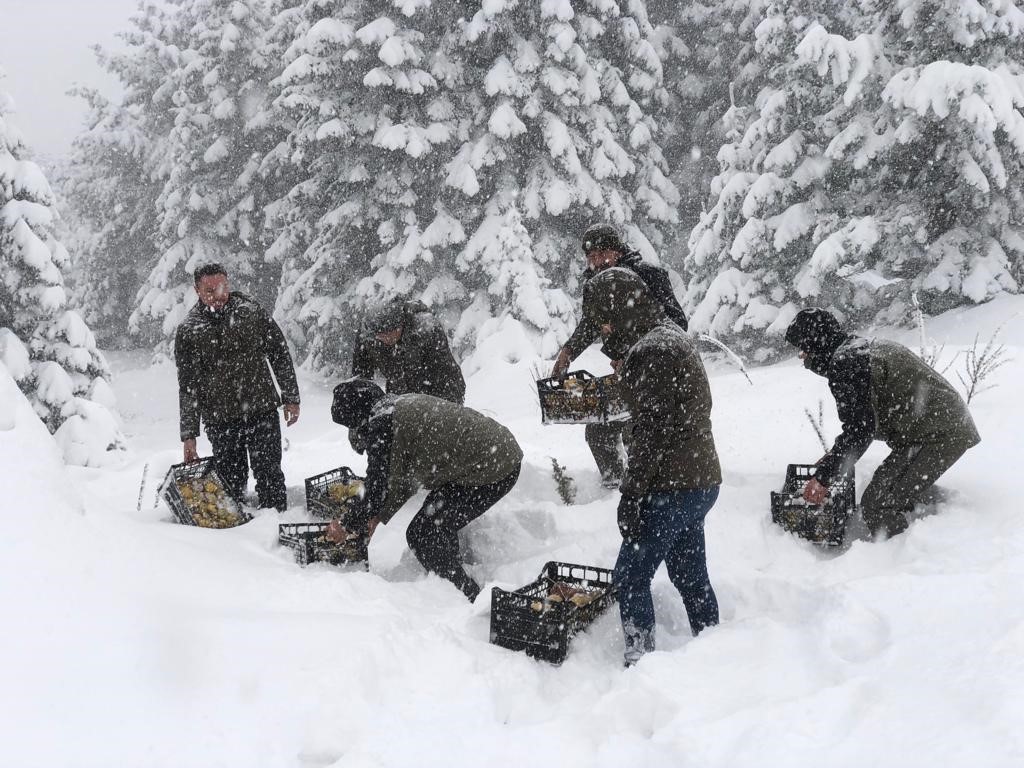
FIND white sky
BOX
[0,0,141,162]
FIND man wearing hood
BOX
[352,298,465,405]
[785,308,980,538]
[174,263,300,511]
[327,379,522,602]
[549,223,689,488]
[583,267,722,666]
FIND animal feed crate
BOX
[304,466,365,520]
[278,522,368,568]
[158,457,251,529]
[770,463,855,547]
[490,561,618,664]
[537,370,629,425]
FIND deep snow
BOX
[2,297,1023,767]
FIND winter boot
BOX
[623,623,655,667]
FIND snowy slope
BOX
[2,299,1023,768]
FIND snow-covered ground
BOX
[3,297,1024,767]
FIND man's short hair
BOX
[581,223,624,255]
[193,263,228,284]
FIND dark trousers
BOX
[585,421,627,482]
[861,437,974,537]
[614,486,720,663]
[406,465,521,601]
[206,409,287,511]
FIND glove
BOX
[617,494,644,540]
[340,498,372,542]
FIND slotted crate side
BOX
[771,464,856,547]
[489,561,618,664]
[304,466,363,519]
[538,370,602,425]
[158,458,250,528]
[537,371,628,425]
[278,522,368,567]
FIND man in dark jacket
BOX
[174,263,300,511]
[352,298,465,405]
[583,267,722,666]
[785,308,980,538]
[327,379,522,601]
[550,223,689,487]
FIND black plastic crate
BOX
[770,464,855,547]
[490,561,618,664]
[157,458,251,529]
[304,466,364,520]
[537,370,629,425]
[278,522,369,568]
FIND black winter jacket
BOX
[174,292,299,441]
[563,251,688,360]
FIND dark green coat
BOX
[174,293,299,440]
[619,323,722,495]
[378,394,522,523]
[352,302,465,404]
[868,339,980,446]
[815,336,981,486]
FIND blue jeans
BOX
[614,487,720,660]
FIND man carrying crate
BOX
[549,223,689,488]
[326,379,522,602]
[174,263,301,512]
[582,268,722,667]
[785,308,980,539]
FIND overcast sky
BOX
[0,0,141,162]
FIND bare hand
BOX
[610,359,622,374]
[550,348,571,378]
[803,477,829,504]
[367,517,380,539]
[283,403,300,426]
[183,438,199,463]
[325,519,349,543]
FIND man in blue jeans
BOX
[580,267,723,666]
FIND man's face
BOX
[375,327,403,347]
[799,348,830,377]
[195,274,230,310]
[585,248,620,273]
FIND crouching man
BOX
[327,380,522,601]
[785,308,980,539]
[583,268,722,666]
[352,298,465,404]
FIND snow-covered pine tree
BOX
[264,0,463,372]
[63,88,160,346]
[685,1,883,358]
[687,0,1023,356]
[63,2,195,347]
[648,0,766,244]
[850,0,1024,318]
[453,187,576,365]
[0,68,127,465]
[447,0,680,356]
[130,0,288,342]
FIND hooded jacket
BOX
[174,292,299,441]
[352,300,465,404]
[563,251,688,361]
[333,387,523,530]
[786,311,980,485]
[585,268,721,494]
